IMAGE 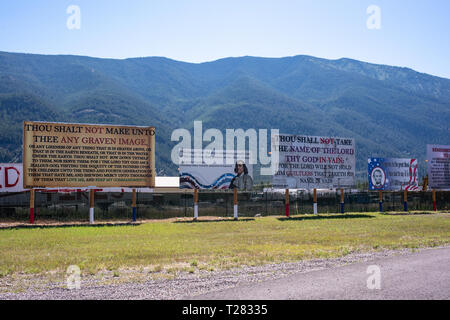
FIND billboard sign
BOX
[0,163,23,192]
[23,121,155,188]
[368,158,419,190]
[427,144,450,190]
[179,149,253,190]
[272,134,355,189]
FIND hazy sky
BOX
[1,0,449,78]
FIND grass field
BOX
[0,212,449,279]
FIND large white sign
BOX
[179,149,253,190]
[272,134,355,189]
[427,144,450,190]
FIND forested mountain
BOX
[0,51,449,180]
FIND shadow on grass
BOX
[173,218,255,224]
[380,211,437,216]
[0,222,141,230]
[277,214,375,222]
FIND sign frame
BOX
[23,121,155,188]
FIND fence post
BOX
[432,190,437,211]
[29,189,35,224]
[89,189,95,224]
[391,191,395,211]
[265,190,268,216]
[184,190,187,217]
[379,191,383,213]
[403,189,408,212]
[285,189,290,217]
[313,188,318,214]
[225,191,228,217]
[233,188,238,220]
[193,188,198,220]
[132,188,137,222]
[340,188,345,214]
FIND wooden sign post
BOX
[403,189,408,212]
[132,188,137,222]
[432,190,437,211]
[89,189,95,224]
[29,189,35,224]
[379,191,383,213]
[285,189,290,217]
[194,188,199,221]
[313,188,318,215]
[233,188,238,220]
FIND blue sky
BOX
[1,0,449,78]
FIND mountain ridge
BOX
[0,51,448,180]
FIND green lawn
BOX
[0,212,449,277]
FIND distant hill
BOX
[0,51,449,181]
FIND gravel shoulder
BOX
[1,246,445,300]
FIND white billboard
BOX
[427,144,450,190]
[179,149,253,190]
[272,134,355,189]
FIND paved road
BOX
[188,247,450,300]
